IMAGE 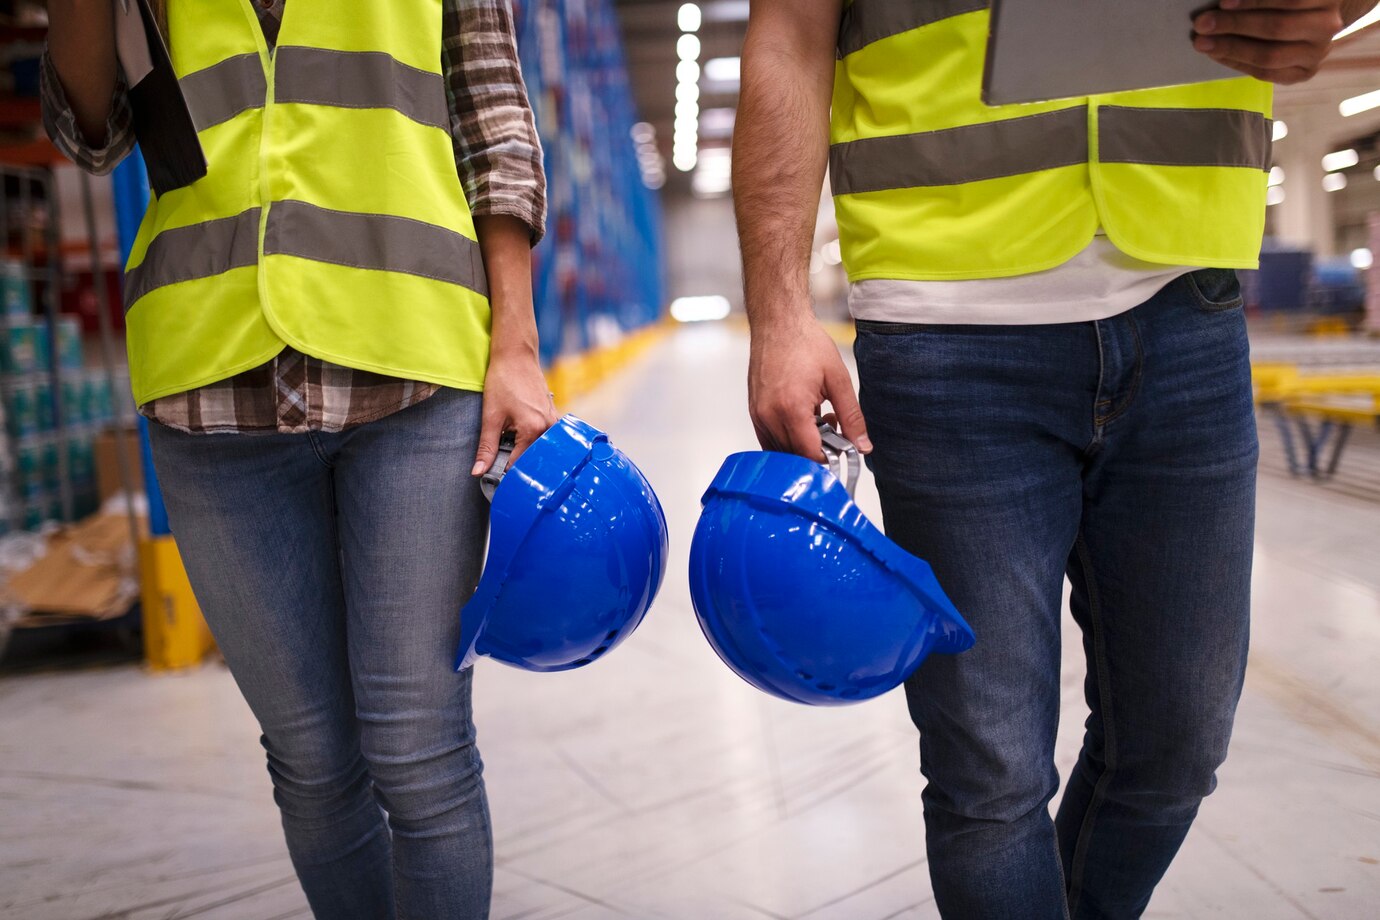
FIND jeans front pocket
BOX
[1184,268,1244,313]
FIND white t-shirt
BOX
[848,234,1193,325]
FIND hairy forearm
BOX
[733,2,841,332]
[47,0,120,146]
[475,214,539,359]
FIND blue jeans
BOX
[148,388,493,920]
[854,270,1256,920]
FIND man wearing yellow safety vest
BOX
[46,1,555,916]
[736,1,1376,917]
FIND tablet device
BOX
[983,0,1242,106]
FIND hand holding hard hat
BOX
[690,419,975,705]
[457,415,668,672]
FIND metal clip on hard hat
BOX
[457,415,669,672]
[816,416,861,496]
[689,421,976,706]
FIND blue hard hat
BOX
[456,415,668,672]
[689,423,975,705]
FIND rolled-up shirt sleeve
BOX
[443,0,548,245]
[40,50,136,176]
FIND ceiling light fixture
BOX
[1321,149,1359,171]
[691,171,733,197]
[678,3,702,33]
[1339,88,1380,118]
[677,33,701,62]
[1336,8,1380,39]
[702,56,741,86]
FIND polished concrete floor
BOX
[2,324,1379,919]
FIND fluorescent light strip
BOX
[702,56,741,85]
[1340,88,1380,118]
[678,3,702,33]
[1321,148,1359,171]
[1337,8,1380,39]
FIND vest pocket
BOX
[1184,268,1244,313]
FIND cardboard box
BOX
[9,511,146,621]
[95,425,144,501]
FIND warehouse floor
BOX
[2,324,1378,920]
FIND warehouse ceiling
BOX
[1275,23,1380,178]
[610,3,1380,199]
[613,0,749,196]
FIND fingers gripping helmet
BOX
[456,415,668,672]
[689,421,975,705]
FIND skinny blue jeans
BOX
[854,270,1257,919]
[148,388,492,920]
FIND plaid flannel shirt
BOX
[42,0,545,434]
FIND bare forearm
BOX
[472,213,555,473]
[47,0,120,146]
[475,214,539,359]
[733,0,841,332]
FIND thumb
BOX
[825,363,871,454]
[472,414,503,476]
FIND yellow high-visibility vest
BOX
[123,0,491,405]
[830,1,1274,282]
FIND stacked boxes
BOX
[1,261,116,531]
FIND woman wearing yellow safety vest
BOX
[46,2,556,916]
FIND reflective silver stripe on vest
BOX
[123,208,262,310]
[838,0,987,57]
[264,200,488,297]
[180,53,267,132]
[831,106,1272,195]
[830,108,1087,195]
[273,47,450,130]
[1099,106,1272,171]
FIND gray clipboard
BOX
[983,0,1242,106]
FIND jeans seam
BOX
[1089,322,1108,445]
[307,431,334,468]
[1067,534,1119,916]
[1096,315,1144,427]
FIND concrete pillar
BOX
[1273,114,1337,256]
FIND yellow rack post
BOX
[139,535,215,671]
